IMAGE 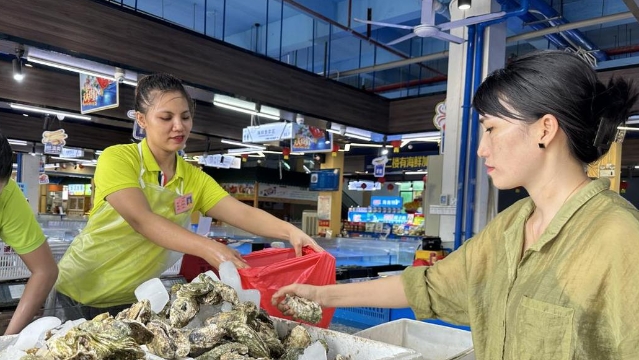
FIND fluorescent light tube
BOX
[213,95,256,111]
[8,139,28,146]
[401,131,440,140]
[221,139,265,150]
[214,101,259,116]
[259,105,281,120]
[617,126,639,131]
[345,132,371,141]
[10,103,92,121]
[227,148,262,155]
[28,57,114,80]
[405,171,428,175]
[349,143,382,148]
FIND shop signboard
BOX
[365,151,431,172]
[291,124,332,153]
[433,100,446,155]
[347,211,409,224]
[242,122,293,143]
[204,155,237,169]
[317,195,331,220]
[309,169,340,191]
[38,174,50,185]
[80,73,119,114]
[259,184,317,202]
[60,147,84,159]
[371,196,403,209]
[68,184,86,196]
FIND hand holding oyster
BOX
[279,294,323,324]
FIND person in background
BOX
[0,133,58,334]
[56,73,323,320]
[273,50,639,359]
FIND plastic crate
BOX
[160,256,184,277]
[333,306,391,328]
[48,241,71,263]
[0,243,30,281]
[354,319,474,360]
[390,307,471,332]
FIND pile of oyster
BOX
[17,273,345,360]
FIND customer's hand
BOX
[206,241,249,269]
[272,283,323,314]
[288,227,324,257]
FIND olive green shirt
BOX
[402,178,639,360]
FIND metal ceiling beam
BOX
[622,0,639,23]
[508,11,633,43]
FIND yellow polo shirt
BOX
[402,178,639,360]
[92,138,227,216]
[0,179,45,254]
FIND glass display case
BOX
[320,237,420,267]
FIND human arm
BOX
[0,180,58,334]
[272,275,409,310]
[206,196,323,257]
[106,188,247,269]
[5,242,58,335]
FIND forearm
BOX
[213,200,296,241]
[5,270,58,335]
[132,212,222,263]
[318,276,409,309]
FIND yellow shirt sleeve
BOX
[0,180,46,255]
[92,144,141,214]
[182,161,228,214]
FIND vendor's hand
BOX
[271,283,322,315]
[206,241,249,269]
[288,226,324,257]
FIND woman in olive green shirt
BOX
[273,51,639,360]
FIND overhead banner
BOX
[365,151,431,172]
[242,122,293,143]
[291,124,332,153]
[42,129,67,155]
[80,73,119,114]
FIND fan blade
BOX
[438,11,507,31]
[387,33,418,46]
[353,18,414,30]
[431,31,465,44]
[421,0,436,25]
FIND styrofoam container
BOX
[354,319,474,360]
[0,318,423,360]
[272,317,423,360]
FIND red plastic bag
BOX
[239,246,336,328]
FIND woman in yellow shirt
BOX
[0,133,58,334]
[273,51,639,359]
[56,73,322,320]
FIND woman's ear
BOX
[537,114,560,148]
[136,111,146,129]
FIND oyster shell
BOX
[283,325,311,349]
[195,342,249,360]
[145,320,190,359]
[205,310,248,328]
[46,315,146,360]
[212,281,240,305]
[116,299,152,324]
[336,355,353,360]
[178,281,214,299]
[282,294,322,324]
[188,323,227,357]
[233,301,258,323]
[169,296,199,328]
[225,321,271,358]
[279,347,305,360]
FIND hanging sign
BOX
[291,124,333,153]
[42,129,67,155]
[204,155,237,169]
[60,147,84,158]
[80,73,119,114]
[242,122,293,143]
[38,173,49,185]
[371,196,403,209]
[372,156,388,177]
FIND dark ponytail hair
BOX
[134,73,195,116]
[473,50,638,164]
[0,133,12,183]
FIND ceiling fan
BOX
[354,0,506,45]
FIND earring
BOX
[538,143,545,149]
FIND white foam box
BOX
[272,317,423,360]
[354,319,475,360]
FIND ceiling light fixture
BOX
[8,139,28,146]
[345,132,371,141]
[10,103,92,121]
[617,126,639,131]
[221,139,265,150]
[458,0,471,10]
[12,58,23,82]
[405,170,428,175]
[26,47,138,86]
[258,105,281,120]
